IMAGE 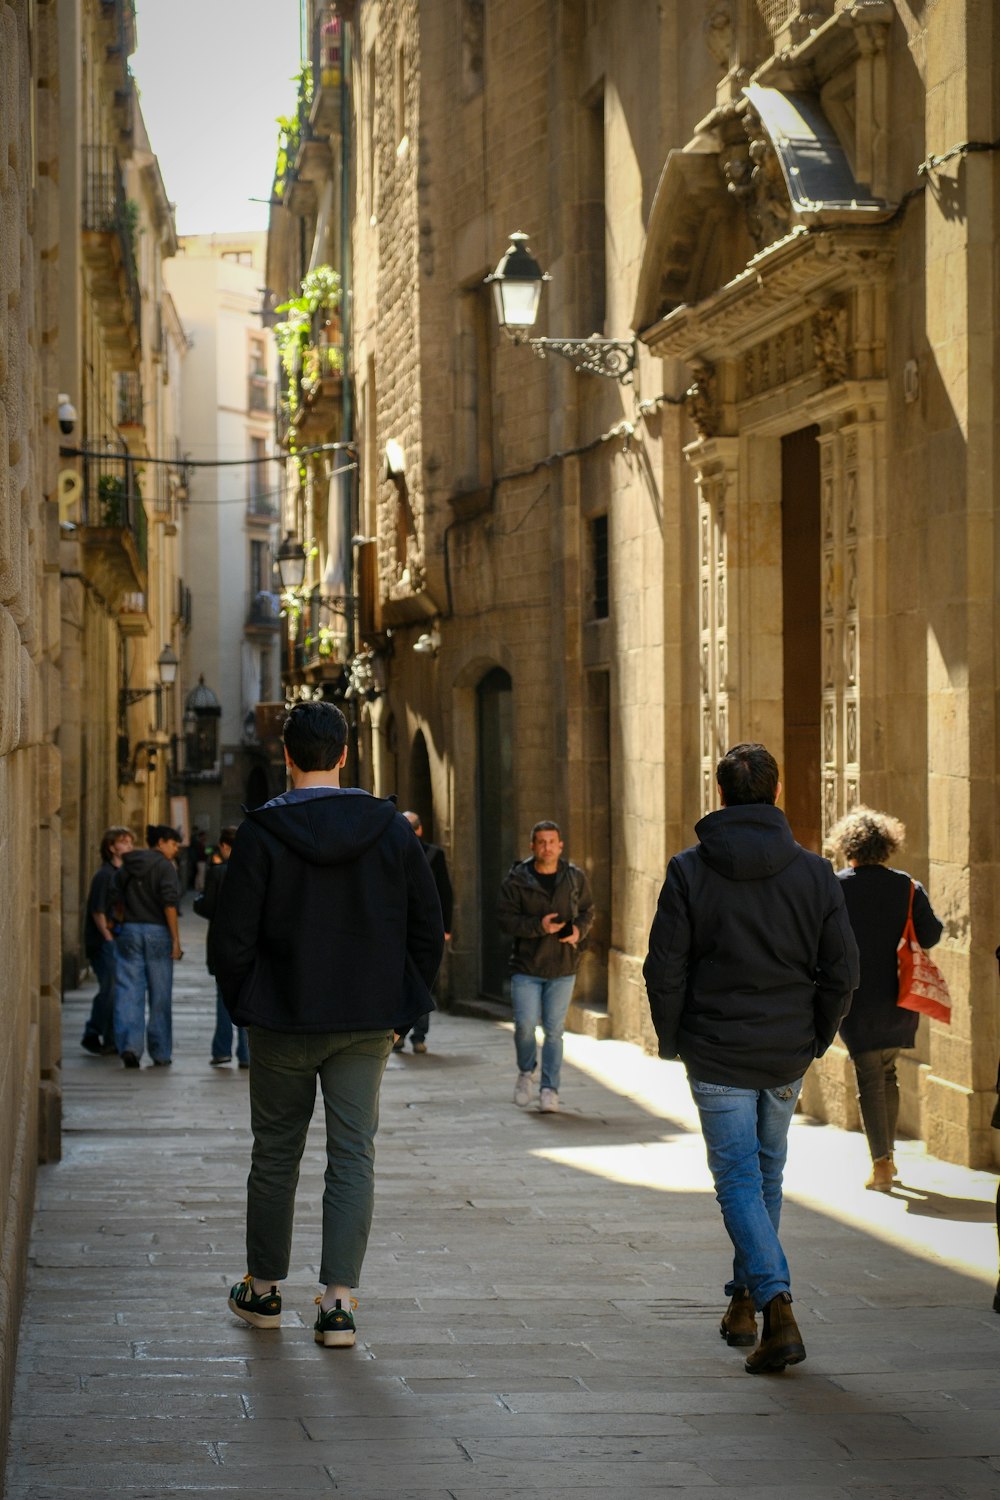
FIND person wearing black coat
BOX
[193,826,248,1067]
[399,811,455,1053]
[213,701,444,1349]
[828,809,943,1193]
[644,743,858,1375]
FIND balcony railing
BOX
[246,590,281,630]
[80,448,148,578]
[311,5,343,135]
[82,145,142,352]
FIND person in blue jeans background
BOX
[194,826,249,1068]
[497,821,595,1114]
[108,824,183,1069]
[644,744,858,1374]
[81,825,134,1055]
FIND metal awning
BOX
[743,84,892,218]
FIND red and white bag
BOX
[896,880,951,1024]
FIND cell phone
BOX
[557,919,575,938]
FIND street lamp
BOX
[485,230,636,383]
[120,643,179,709]
[275,530,307,592]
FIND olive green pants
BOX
[245,1026,393,1287]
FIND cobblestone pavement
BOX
[5,907,1000,1498]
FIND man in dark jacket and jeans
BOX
[497,821,594,1113]
[644,744,858,1374]
[213,702,444,1348]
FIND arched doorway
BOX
[408,729,434,842]
[477,667,513,998]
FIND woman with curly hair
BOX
[827,808,943,1192]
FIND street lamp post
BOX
[485,231,636,384]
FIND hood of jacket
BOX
[247,790,398,867]
[120,849,168,881]
[694,803,801,882]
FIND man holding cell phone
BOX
[497,821,594,1113]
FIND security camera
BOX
[57,394,77,436]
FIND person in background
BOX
[81,826,135,1055]
[497,820,594,1114]
[109,824,183,1069]
[828,808,943,1193]
[194,825,247,1068]
[399,811,453,1053]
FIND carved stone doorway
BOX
[780,425,822,852]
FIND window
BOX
[250,538,268,595]
[592,515,609,619]
[222,249,253,265]
[249,436,268,506]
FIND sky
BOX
[131,0,303,236]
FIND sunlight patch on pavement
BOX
[555,1028,999,1287]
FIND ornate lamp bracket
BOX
[524,335,636,384]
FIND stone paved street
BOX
[5,907,1000,1498]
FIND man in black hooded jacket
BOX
[644,743,858,1375]
[213,701,444,1348]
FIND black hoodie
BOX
[643,804,859,1088]
[212,790,444,1033]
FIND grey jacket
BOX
[497,857,595,979]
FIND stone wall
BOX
[0,0,63,1468]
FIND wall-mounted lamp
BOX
[384,439,406,479]
[412,625,441,657]
[120,643,179,710]
[275,530,307,592]
[485,231,636,384]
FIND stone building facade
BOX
[57,0,187,985]
[276,0,997,1167]
[0,0,64,1463]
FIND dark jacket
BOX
[85,861,117,958]
[497,857,595,979]
[108,849,181,928]
[420,839,454,931]
[643,804,859,1088]
[836,864,943,1057]
[193,858,227,976]
[212,789,444,1033]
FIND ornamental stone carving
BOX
[811,304,848,386]
[685,362,719,439]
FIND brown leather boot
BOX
[865,1156,894,1192]
[719,1288,757,1347]
[744,1292,806,1374]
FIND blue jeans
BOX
[510,973,576,1092]
[113,924,174,1063]
[83,940,117,1045]
[245,1026,394,1286]
[212,983,249,1064]
[689,1075,804,1311]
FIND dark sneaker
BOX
[210,1056,232,1066]
[99,1042,118,1056]
[313,1297,356,1348]
[229,1275,281,1329]
[121,1051,140,1069]
[81,1034,103,1055]
[411,1039,427,1054]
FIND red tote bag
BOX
[896,880,951,1024]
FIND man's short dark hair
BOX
[716,744,779,806]
[147,824,181,847]
[283,700,348,771]
[531,820,561,839]
[219,825,239,848]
